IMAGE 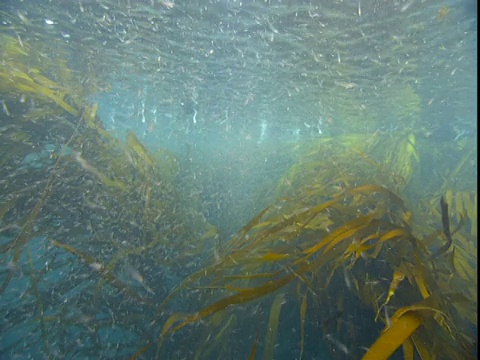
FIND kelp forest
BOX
[0,21,477,360]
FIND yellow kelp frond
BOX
[0,36,475,360]
[193,313,237,360]
[248,331,260,360]
[430,190,477,236]
[0,32,106,113]
[2,70,79,116]
[302,215,377,256]
[299,290,308,360]
[363,311,422,360]
[410,334,433,360]
[126,130,155,167]
[364,297,447,360]
[262,293,285,360]
[0,32,29,57]
[73,151,129,192]
[159,273,295,339]
[376,270,405,318]
[151,149,474,358]
[402,337,415,360]
[274,131,422,202]
[380,132,420,186]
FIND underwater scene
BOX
[0,0,477,359]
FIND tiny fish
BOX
[384,307,391,328]
[343,266,352,290]
[124,263,155,295]
[325,334,349,355]
[89,262,104,271]
[1,101,10,116]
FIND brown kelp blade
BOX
[363,297,449,360]
[248,331,260,360]
[362,310,422,360]
[160,273,295,340]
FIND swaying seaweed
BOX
[0,34,215,358]
[0,33,476,360]
[148,133,476,359]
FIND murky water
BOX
[0,1,476,359]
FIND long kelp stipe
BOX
[0,32,477,360]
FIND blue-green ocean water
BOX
[0,0,476,359]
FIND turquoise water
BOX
[0,0,477,359]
